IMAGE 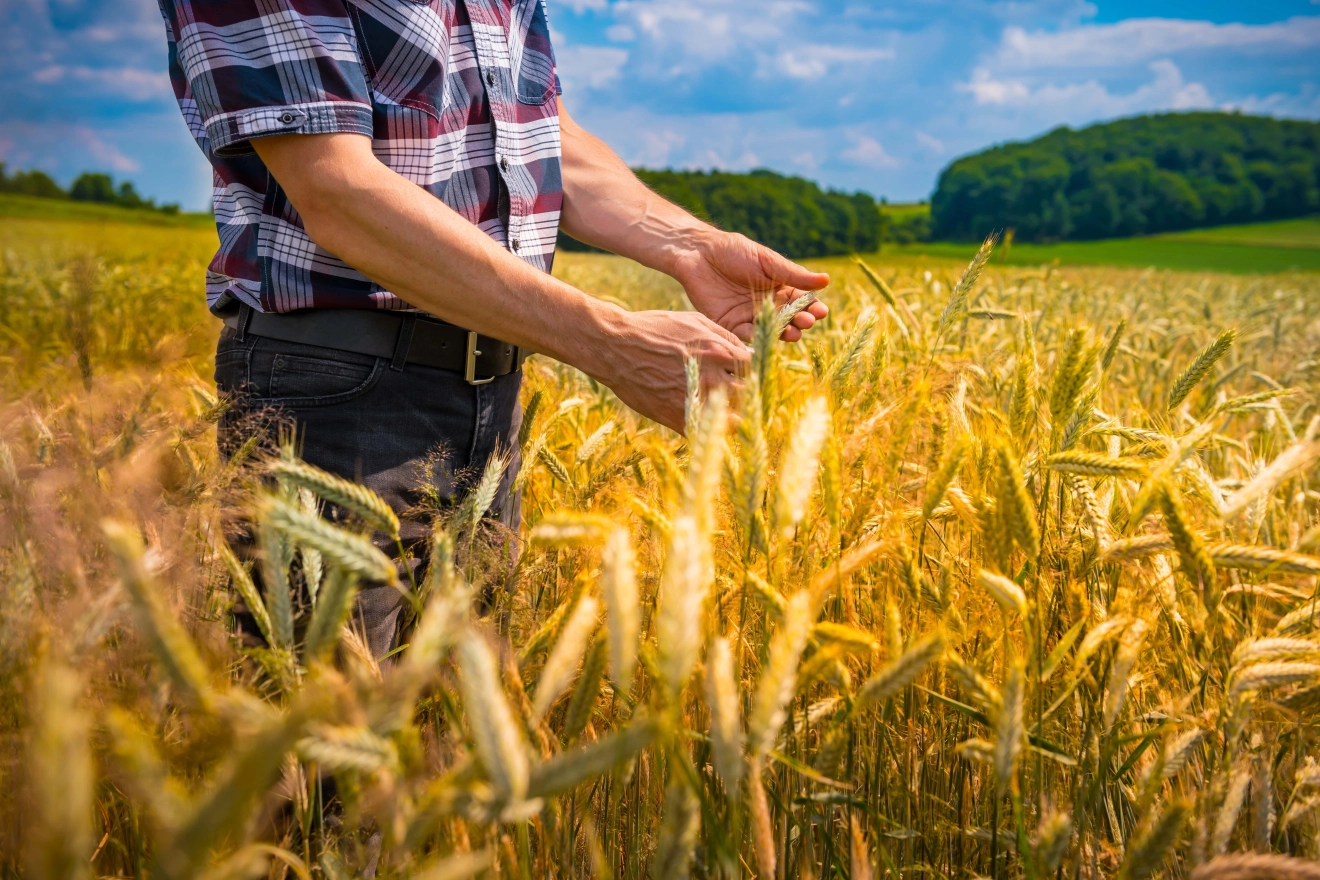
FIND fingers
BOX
[777,296,828,341]
[757,244,830,291]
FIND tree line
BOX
[560,168,904,259]
[0,164,181,214]
[931,112,1320,242]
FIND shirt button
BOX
[485,70,496,86]
[280,113,295,124]
[499,156,509,172]
[511,238,521,252]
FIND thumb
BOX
[758,244,830,291]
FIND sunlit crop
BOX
[3,219,1320,879]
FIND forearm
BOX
[255,133,622,379]
[557,100,714,276]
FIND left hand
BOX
[672,231,830,342]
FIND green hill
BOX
[0,193,213,228]
[931,112,1320,243]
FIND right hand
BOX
[589,308,750,434]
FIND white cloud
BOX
[1221,88,1320,118]
[962,69,1029,105]
[687,148,761,170]
[612,0,810,64]
[0,121,141,174]
[915,131,944,154]
[632,129,686,167]
[556,45,630,91]
[560,0,609,12]
[993,16,1320,71]
[842,135,899,168]
[960,59,1212,117]
[80,127,141,173]
[793,151,820,170]
[772,45,894,81]
[29,63,170,101]
[605,24,636,41]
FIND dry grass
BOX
[3,216,1320,879]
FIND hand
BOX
[588,308,750,434]
[672,230,831,342]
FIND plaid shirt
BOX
[159,0,563,314]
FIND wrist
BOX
[658,221,720,283]
[568,295,629,384]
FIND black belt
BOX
[222,304,526,385]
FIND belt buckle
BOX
[464,331,495,385]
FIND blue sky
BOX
[2,0,1317,211]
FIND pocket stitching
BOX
[268,355,385,405]
[515,82,554,106]
[399,97,442,121]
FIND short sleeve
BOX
[163,0,374,158]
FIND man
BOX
[160,0,829,655]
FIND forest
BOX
[560,167,887,258]
[930,112,1320,242]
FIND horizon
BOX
[1,0,1317,211]
[6,107,1310,214]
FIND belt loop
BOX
[235,303,253,342]
[391,315,418,372]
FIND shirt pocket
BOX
[349,0,450,122]
[513,0,556,106]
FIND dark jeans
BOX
[214,324,523,657]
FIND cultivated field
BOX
[3,212,1320,880]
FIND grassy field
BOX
[3,210,1320,879]
[890,216,1320,274]
[0,193,216,228]
[881,202,931,218]
[1159,216,1320,250]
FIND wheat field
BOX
[3,215,1320,880]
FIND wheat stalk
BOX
[1168,329,1236,410]
[652,777,700,880]
[1118,800,1189,880]
[101,520,216,711]
[1047,450,1146,478]
[28,656,94,880]
[852,630,945,715]
[937,231,999,338]
[993,655,1025,795]
[455,629,529,805]
[268,459,399,539]
[747,590,814,757]
[259,495,398,586]
[531,595,600,722]
[1191,854,1320,880]
[600,526,639,688]
[978,569,1029,619]
[705,637,743,793]
[774,395,831,536]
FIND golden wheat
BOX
[7,218,1320,878]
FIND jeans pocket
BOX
[214,336,251,395]
[250,339,385,406]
